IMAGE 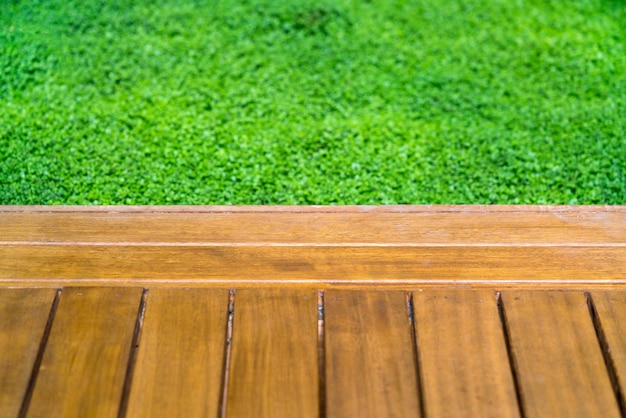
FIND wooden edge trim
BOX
[1,205,625,214]
[1,279,626,290]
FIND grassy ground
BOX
[1,0,625,204]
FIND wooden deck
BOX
[1,205,625,417]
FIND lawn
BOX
[1,0,625,204]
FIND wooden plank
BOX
[2,206,624,286]
[26,287,142,418]
[501,291,620,418]
[325,290,421,417]
[226,289,318,418]
[1,245,624,285]
[126,288,229,418]
[1,207,624,244]
[2,204,623,213]
[590,290,626,410]
[0,288,57,417]
[413,290,520,418]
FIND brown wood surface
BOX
[1,245,624,285]
[325,290,421,417]
[26,287,142,418]
[0,288,56,417]
[126,289,229,418]
[0,206,625,415]
[413,290,520,418]
[590,290,626,410]
[2,207,624,244]
[1,206,624,286]
[226,289,318,418]
[4,204,623,213]
[501,291,621,418]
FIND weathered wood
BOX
[226,289,318,418]
[325,290,421,417]
[126,289,229,418]
[0,288,56,417]
[501,291,620,418]
[590,291,626,410]
[413,289,520,418]
[26,287,142,418]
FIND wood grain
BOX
[1,206,624,415]
[500,291,620,418]
[1,206,624,286]
[590,290,626,410]
[1,209,624,244]
[0,288,56,417]
[325,290,421,417]
[226,289,318,418]
[126,289,229,418]
[26,287,142,418]
[413,290,520,418]
[1,245,624,284]
[2,205,623,213]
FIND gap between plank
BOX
[318,290,326,418]
[586,292,626,416]
[219,289,236,418]
[118,289,148,418]
[18,288,62,418]
[407,292,426,418]
[496,291,527,418]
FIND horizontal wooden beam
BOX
[1,206,624,287]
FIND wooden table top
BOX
[1,206,624,417]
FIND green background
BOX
[1,0,625,204]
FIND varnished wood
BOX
[226,289,318,418]
[0,279,625,291]
[1,245,624,285]
[126,289,229,418]
[590,291,626,410]
[26,287,142,418]
[325,290,421,417]
[0,206,624,416]
[413,290,520,418]
[501,291,621,418]
[0,289,56,417]
[2,287,626,416]
[1,206,624,287]
[2,204,623,213]
[2,207,624,244]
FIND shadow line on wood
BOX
[497,291,527,418]
[117,289,148,418]
[18,289,61,418]
[586,293,626,417]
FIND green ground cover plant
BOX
[1,0,624,204]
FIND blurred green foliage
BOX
[1,0,624,204]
